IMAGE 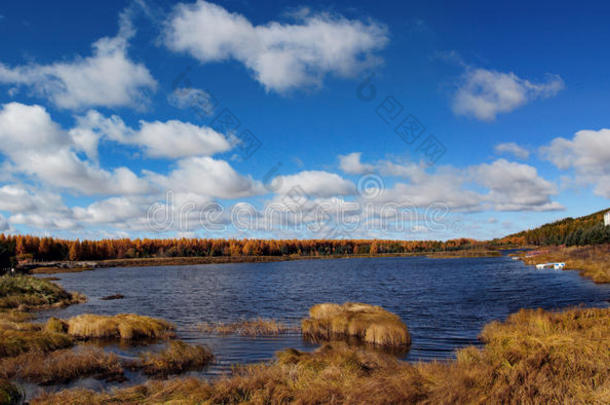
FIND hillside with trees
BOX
[495,208,610,246]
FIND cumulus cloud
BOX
[270,170,356,197]
[0,8,156,109]
[471,159,562,211]
[452,68,564,121]
[163,1,388,92]
[494,142,530,160]
[541,128,610,198]
[72,110,232,159]
[0,103,150,195]
[335,153,562,212]
[338,152,374,174]
[146,157,263,199]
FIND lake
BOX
[40,255,610,378]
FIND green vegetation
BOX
[31,307,610,405]
[130,341,213,377]
[0,275,85,310]
[199,318,295,337]
[65,314,175,340]
[301,302,411,348]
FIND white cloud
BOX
[452,68,564,121]
[541,128,610,198]
[0,8,156,109]
[338,152,374,174]
[71,110,233,159]
[0,103,150,195]
[270,170,356,197]
[146,156,263,199]
[471,159,562,211]
[163,1,388,93]
[494,142,530,160]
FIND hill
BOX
[496,208,610,246]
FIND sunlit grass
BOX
[31,306,609,405]
[0,346,124,385]
[65,314,175,340]
[129,341,213,377]
[301,302,411,348]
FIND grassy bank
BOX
[521,244,610,283]
[32,306,610,404]
[0,275,85,310]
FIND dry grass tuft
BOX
[129,341,213,377]
[0,275,85,310]
[302,302,411,348]
[199,318,295,337]
[31,306,610,405]
[0,346,124,385]
[0,319,73,358]
[65,313,175,340]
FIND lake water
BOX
[39,255,610,379]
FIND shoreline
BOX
[26,250,503,274]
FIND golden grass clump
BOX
[0,379,20,405]
[0,275,86,310]
[31,306,610,405]
[0,346,124,385]
[65,313,175,340]
[0,317,73,358]
[199,318,294,336]
[130,341,214,377]
[301,302,411,348]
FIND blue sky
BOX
[0,0,608,240]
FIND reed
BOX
[31,306,609,405]
[301,302,411,348]
[0,346,124,385]
[65,314,175,340]
[199,318,294,337]
[130,341,213,377]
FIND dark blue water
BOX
[39,255,609,375]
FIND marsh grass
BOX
[199,318,295,337]
[31,307,609,405]
[521,244,610,283]
[0,275,85,310]
[301,303,411,348]
[0,346,124,385]
[128,341,214,377]
[0,317,73,358]
[65,314,176,340]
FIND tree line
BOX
[0,234,487,263]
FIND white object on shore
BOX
[536,262,566,270]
